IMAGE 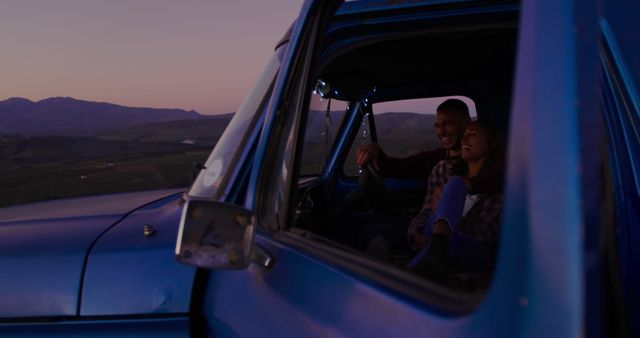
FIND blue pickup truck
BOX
[1,0,639,337]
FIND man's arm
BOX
[377,148,446,179]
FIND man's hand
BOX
[356,143,382,169]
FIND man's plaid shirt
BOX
[408,160,503,249]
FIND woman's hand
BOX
[414,232,430,249]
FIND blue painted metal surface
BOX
[497,0,582,337]
[203,233,477,338]
[0,189,184,223]
[0,214,120,317]
[81,193,196,316]
[336,0,472,16]
[0,317,189,338]
[0,189,181,318]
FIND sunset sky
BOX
[0,1,303,115]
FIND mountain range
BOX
[0,97,208,136]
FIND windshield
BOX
[188,46,284,200]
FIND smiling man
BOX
[356,98,470,183]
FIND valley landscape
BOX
[0,97,233,206]
[0,97,437,207]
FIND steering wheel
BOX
[359,163,385,194]
[335,162,387,214]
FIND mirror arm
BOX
[251,244,275,269]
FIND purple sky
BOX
[0,1,303,115]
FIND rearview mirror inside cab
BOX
[176,199,255,269]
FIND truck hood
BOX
[80,192,197,316]
[0,189,183,318]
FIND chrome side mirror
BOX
[176,199,255,269]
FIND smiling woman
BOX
[407,120,505,286]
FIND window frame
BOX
[250,0,519,315]
[298,95,351,178]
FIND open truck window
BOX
[258,0,519,305]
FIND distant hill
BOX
[303,110,437,150]
[374,112,439,156]
[99,114,234,144]
[0,97,206,136]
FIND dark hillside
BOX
[0,97,204,136]
[375,112,438,155]
[0,135,205,166]
[99,114,233,144]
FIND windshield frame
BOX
[187,45,286,201]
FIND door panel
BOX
[203,234,476,338]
